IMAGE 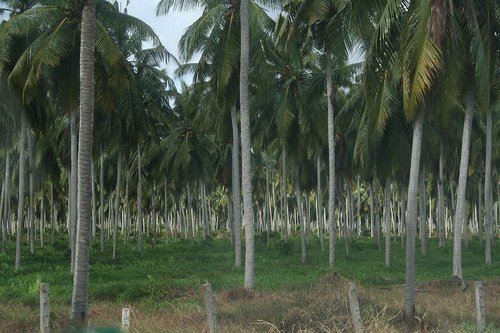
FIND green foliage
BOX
[0,236,499,307]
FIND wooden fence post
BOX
[40,283,49,333]
[474,281,485,330]
[203,283,217,333]
[122,307,130,332]
[348,282,363,333]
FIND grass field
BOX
[0,234,499,332]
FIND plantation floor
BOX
[0,235,499,332]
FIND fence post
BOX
[203,283,217,333]
[474,281,485,330]
[40,283,49,333]
[348,282,363,333]
[122,307,130,332]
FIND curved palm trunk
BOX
[485,111,492,266]
[231,106,242,267]
[240,0,254,289]
[325,53,336,269]
[15,110,26,271]
[452,92,474,287]
[70,112,78,273]
[70,0,96,325]
[403,110,424,323]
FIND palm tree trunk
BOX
[265,155,270,246]
[41,183,45,248]
[137,145,143,252]
[403,110,424,323]
[438,145,445,247]
[2,150,10,252]
[15,110,26,271]
[91,162,96,241]
[112,151,121,259]
[484,110,492,266]
[452,91,474,287]
[28,129,34,255]
[240,0,254,289]
[70,0,96,325]
[70,112,78,273]
[99,150,104,253]
[325,52,336,269]
[420,169,427,255]
[385,179,391,268]
[164,176,168,243]
[295,164,306,263]
[282,149,288,242]
[317,156,324,251]
[50,182,55,244]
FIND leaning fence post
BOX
[203,283,217,333]
[40,283,49,333]
[122,307,130,332]
[348,282,363,333]
[474,281,486,330]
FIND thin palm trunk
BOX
[91,163,96,241]
[282,149,288,242]
[112,151,121,259]
[438,145,445,247]
[15,110,26,271]
[325,52,336,269]
[385,179,391,268]
[70,0,96,325]
[28,129,34,255]
[403,110,424,323]
[317,156,324,251]
[2,151,10,252]
[295,164,306,263]
[137,145,143,252]
[164,176,168,242]
[70,112,78,273]
[99,150,104,253]
[452,91,474,287]
[240,0,254,289]
[485,111,492,266]
[420,169,427,255]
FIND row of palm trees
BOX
[0,0,499,328]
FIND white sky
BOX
[126,0,202,84]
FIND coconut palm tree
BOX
[70,0,96,326]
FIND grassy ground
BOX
[0,233,499,332]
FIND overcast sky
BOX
[126,1,202,84]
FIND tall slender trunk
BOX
[452,91,474,287]
[370,185,374,238]
[112,151,121,259]
[50,182,55,244]
[478,181,483,243]
[15,110,26,271]
[438,145,445,247]
[99,150,104,253]
[295,164,306,263]
[70,112,78,273]
[317,156,324,251]
[374,176,381,250]
[91,163,96,241]
[164,176,168,242]
[40,182,45,248]
[484,111,492,266]
[282,149,288,242]
[240,0,254,289]
[403,110,424,323]
[0,180,4,252]
[2,151,10,252]
[70,0,96,325]
[265,156,270,245]
[385,179,391,268]
[137,145,142,252]
[325,52,336,269]
[357,176,361,238]
[28,129,34,255]
[420,169,427,255]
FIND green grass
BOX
[0,233,498,308]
